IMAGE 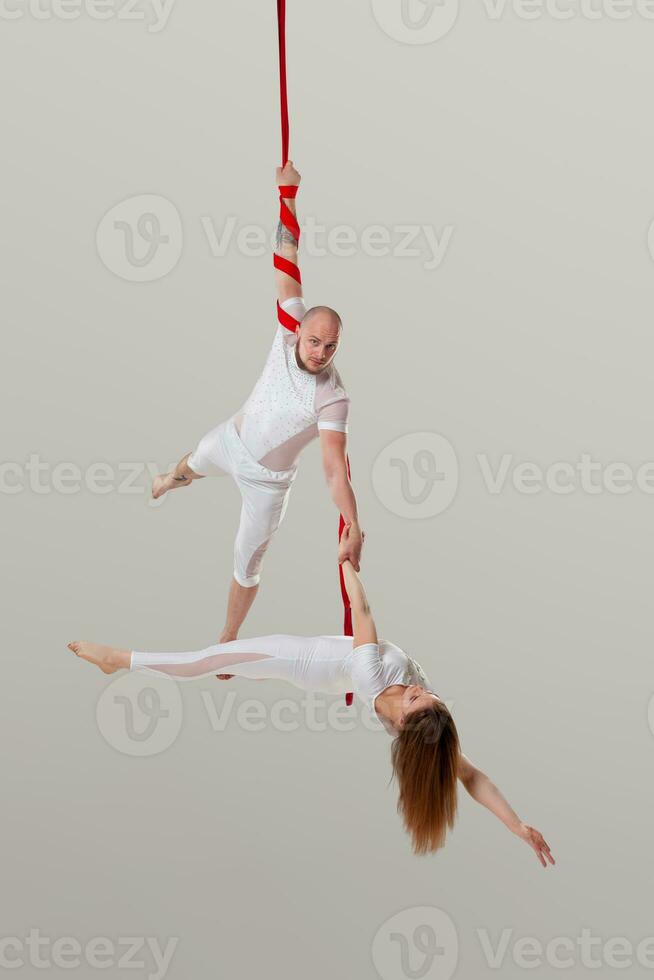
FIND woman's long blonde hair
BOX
[390,701,461,855]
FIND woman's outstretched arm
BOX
[341,559,378,650]
[458,754,555,868]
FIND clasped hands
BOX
[339,522,365,572]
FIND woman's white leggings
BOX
[131,633,355,695]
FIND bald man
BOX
[152,161,364,644]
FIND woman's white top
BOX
[344,641,438,736]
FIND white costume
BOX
[187,297,350,587]
[131,635,438,736]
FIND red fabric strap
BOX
[273,253,302,285]
[279,200,301,243]
[277,0,290,168]
[276,299,301,331]
[274,25,301,335]
[338,453,355,706]
[276,0,354,705]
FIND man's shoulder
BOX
[273,324,298,354]
[326,363,348,397]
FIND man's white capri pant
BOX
[187,416,298,588]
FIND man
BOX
[152,161,364,645]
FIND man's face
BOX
[295,313,341,374]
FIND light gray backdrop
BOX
[2,1,652,978]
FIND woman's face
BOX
[399,685,440,726]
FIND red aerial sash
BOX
[275,0,354,705]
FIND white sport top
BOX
[344,641,439,736]
[233,296,350,471]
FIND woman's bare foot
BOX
[68,641,130,675]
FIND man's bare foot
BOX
[153,473,189,500]
[68,641,130,675]
[216,631,237,679]
[152,455,202,499]
[152,474,171,499]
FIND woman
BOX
[68,549,554,866]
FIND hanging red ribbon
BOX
[275,0,353,706]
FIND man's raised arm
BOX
[274,160,303,306]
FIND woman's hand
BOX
[516,823,556,868]
[276,160,301,187]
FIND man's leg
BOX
[216,481,293,676]
[152,452,204,499]
[216,580,259,677]
[219,577,260,643]
[152,421,233,499]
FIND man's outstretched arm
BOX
[275,160,303,305]
[320,429,365,571]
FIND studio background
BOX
[2,2,652,978]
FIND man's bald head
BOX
[300,305,343,333]
[295,305,343,374]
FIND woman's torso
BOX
[297,636,436,730]
[206,634,436,736]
